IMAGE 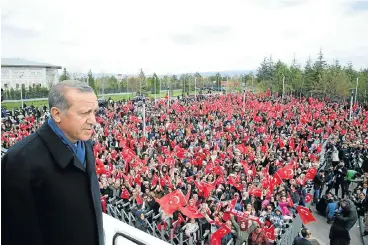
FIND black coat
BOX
[329,220,350,245]
[1,123,104,245]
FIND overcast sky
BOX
[1,0,368,75]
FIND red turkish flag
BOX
[151,174,159,187]
[227,176,243,191]
[276,165,294,180]
[157,221,167,231]
[136,194,143,205]
[305,168,317,180]
[155,189,187,215]
[194,181,215,198]
[101,196,107,213]
[287,193,294,207]
[214,176,225,186]
[237,144,247,155]
[179,205,204,219]
[296,206,316,224]
[241,160,249,173]
[263,225,276,240]
[271,174,283,186]
[210,226,232,245]
[305,193,313,203]
[249,187,263,198]
[121,189,130,200]
[165,157,176,167]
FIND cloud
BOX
[1,0,368,75]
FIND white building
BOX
[1,58,62,89]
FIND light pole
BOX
[282,75,285,101]
[251,75,254,93]
[154,76,157,101]
[349,89,354,121]
[355,77,359,104]
[194,77,197,99]
[226,76,229,94]
[19,74,24,108]
[143,103,146,137]
[243,88,246,113]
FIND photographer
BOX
[334,199,358,231]
[334,162,348,199]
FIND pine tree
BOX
[87,69,97,95]
[59,68,70,82]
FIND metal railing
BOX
[106,198,202,245]
[112,232,147,245]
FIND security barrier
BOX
[106,198,201,245]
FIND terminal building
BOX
[1,58,62,89]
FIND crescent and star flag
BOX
[305,168,317,180]
[296,206,316,224]
[155,189,187,215]
[249,187,263,198]
[263,225,276,240]
[275,165,294,180]
[194,181,215,198]
[179,205,204,219]
[210,225,232,245]
[305,193,313,203]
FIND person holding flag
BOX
[230,213,258,245]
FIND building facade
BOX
[1,58,62,89]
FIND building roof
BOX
[1,58,62,69]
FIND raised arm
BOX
[230,214,240,234]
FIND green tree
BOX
[148,73,160,94]
[273,60,290,93]
[303,57,315,94]
[59,68,70,81]
[344,61,357,84]
[312,49,327,92]
[87,69,98,95]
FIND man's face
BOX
[57,90,98,143]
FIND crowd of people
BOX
[2,91,368,245]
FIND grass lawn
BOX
[1,90,197,109]
[1,100,49,110]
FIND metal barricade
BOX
[276,187,313,245]
[106,200,198,245]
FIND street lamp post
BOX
[355,77,359,104]
[154,76,157,102]
[126,76,129,94]
[349,89,354,121]
[282,75,285,101]
[143,103,146,137]
[194,77,197,99]
[19,74,24,108]
[226,76,229,94]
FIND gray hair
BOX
[48,80,94,111]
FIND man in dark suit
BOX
[2,80,104,245]
[293,228,312,245]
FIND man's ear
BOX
[50,107,62,123]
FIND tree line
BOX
[3,50,367,101]
[256,50,368,101]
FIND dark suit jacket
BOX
[293,237,312,245]
[1,123,104,245]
